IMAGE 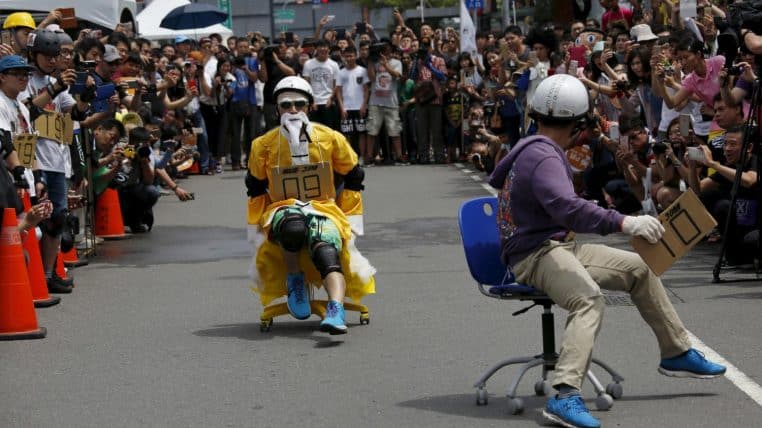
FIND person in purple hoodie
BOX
[489,74,726,428]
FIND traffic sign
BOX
[466,0,484,9]
[274,9,296,25]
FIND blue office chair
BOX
[458,197,624,415]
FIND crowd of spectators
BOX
[2,0,762,298]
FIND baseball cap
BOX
[103,44,121,63]
[175,35,191,45]
[0,55,36,73]
[199,37,212,46]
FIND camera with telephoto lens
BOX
[263,44,280,61]
[652,141,668,155]
[727,64,744,76]
[368,43,386,61]
[615,80,628,91]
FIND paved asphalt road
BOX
[2,163,762,428]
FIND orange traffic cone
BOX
[0,208,47,341]
[55,251,70,281]
[188,160,200,175]
[94,188,128,240]
[19,192,60,308]
[62,247,88,268]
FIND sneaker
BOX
[543,394,600,428]
[286,273,311,320]
[659,348,726,379]
[47,276,73,294]
[215,164,224,174]
[319,300,347,335]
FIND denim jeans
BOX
[40,171,68,217]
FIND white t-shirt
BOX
[368,59,402,108]
[0,90,32,136]
[302,57,340,105]
[337,65,369,111]
[19,72,75,176]
[199,56,219,106]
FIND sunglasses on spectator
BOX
[279,100,309,109]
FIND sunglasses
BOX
[279,100,309,109]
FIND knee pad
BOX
[42,211,66,238]
[276,211,308,252]
[311,241,342,278]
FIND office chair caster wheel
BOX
[595,393,614,411]
[475,388,488,406]
[359,312,370,325]
[534,380,552,396]
[507,397,524,415]
[260,319,272,332]
[605,382,623,399]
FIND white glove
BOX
[622,215,665,244]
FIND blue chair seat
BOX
[488,283,545,297]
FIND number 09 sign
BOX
[269,162,334,202]
[13,134,37,168]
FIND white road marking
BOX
[454,163,762,408]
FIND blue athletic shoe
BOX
[659,348,726,379]
[286,273,311,320]
[543,394,600,428]
[319,300,347,335]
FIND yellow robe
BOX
[247,124,376,306]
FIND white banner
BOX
[460,0,477,57]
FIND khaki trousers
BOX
[512,241,692,390]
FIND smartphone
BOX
[68,71,88,94]
[528,51,538,63]
[325,15,335,23]
[285,31,294,44]
[679,113,691,136]
[609,122,620,141]
[355,22,366,35]
[89,29,102,39]
[499,40,510,58]
[1,30,12,46]
[58,8,77,29]
[687,146,705,161]
[568,60,578,76]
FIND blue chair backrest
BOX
[458,197,515,286]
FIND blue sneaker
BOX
[286,273,311,320]
[659,348,726,379]
[319,300,347,335]
[543,394,600,428]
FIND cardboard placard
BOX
[269,162,334,202]
[58,8,78,29]
[12,134,37,168]
[631,189,717,276]
[34,110,74,144]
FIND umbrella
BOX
[160,3,228,31]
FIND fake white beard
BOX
[280,112,313,165]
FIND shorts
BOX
[270,206,343,255]
[340,110,367,135]
[366,105,401,137]
[40,171,68,216]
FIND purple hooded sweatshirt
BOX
[488,135,626,266]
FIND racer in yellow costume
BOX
[246,76,375,334]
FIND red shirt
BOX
[602,6,633,32]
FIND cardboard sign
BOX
[269,162,334,202]
[631,189,717,276]
[34,110,74,144]
[13,134,37,168]
[58,8,78,29]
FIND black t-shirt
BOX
[710,156,758,226]
[263,57,301,104]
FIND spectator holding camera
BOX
[366,40,405,165]
[410,37,447,163]
[687,126,757,263]
[260,40,298,129]
[652,117,691,209]
[117,127,158,233]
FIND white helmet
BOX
[273,76,314,104]
[529,74,590,122]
